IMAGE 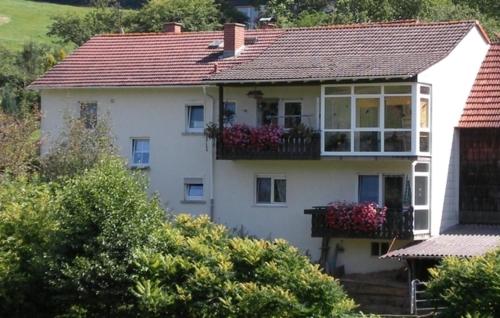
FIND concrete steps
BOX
[340,270,411,315]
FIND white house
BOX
[30,20,493,275]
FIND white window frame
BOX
[412,161,431,234]
[255,174,287,206]
[79,101,98,129]
[223,101,237,127]
[184,178,204,202]
[356,173,406,206]
[281,99,303,129]
[186,104,205,133]
[321,83,418,156]
[130,138,150,168]
[416,84,432,155]
[370,241,390,257]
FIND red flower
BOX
[326,201,387,233]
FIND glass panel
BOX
[274,179,286,203]
[384,96,411,128]
[189,106,204,129]
[258,99,279,126]
[384,176,403,211]
[420,132,430,152]
[415,163,429,172]
[325,97,350,129]
[132,139,149,164]
[420,86,430,95]
[256,177,272,203]
[385,85,411,94]
[359,175,379,203]
[325,86,350,95]
[354,86,381,94]
[80,102,97,129]
[223,102,236,125]
[414,209,429,230]
[284,102,302,128]
[420,98,429,128]
[356,98,379,128]
[324,132,350,152]
[384,131,411,152]
[415,176,428,206]
[187,184,203,197]
[354,132,380,152]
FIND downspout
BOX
[203,86,216,221]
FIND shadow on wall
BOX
[439,128,460,233]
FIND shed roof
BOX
[382,224,500,259]
[459,44,500,128]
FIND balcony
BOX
[304,206,414,240]
[216,130,321,160]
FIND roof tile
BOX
[459,45,500,128]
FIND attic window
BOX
[244,37,258,45]
[208,39,223,49]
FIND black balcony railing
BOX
[216,133,321,160]
[304,206,414,240]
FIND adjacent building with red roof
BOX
[31,20,500,314]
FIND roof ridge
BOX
[282,19,478,32]
[94,19,478,38]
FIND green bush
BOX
[132,215,355,317]
[0,158,356,317]
[426,250,500,318]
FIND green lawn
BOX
[0,0,90,51]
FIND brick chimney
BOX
[224,23,245,57]
[163,22,182,34]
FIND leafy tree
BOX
[0,157,357,317]
[426,250,500,317]
[127,0,221,32]
[0,111,40,178]
[39,115,116,181]
[48,3,127,46]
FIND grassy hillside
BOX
[0,0,91,51]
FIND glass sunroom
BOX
[321,83,431,156]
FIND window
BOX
[323,84,414,154]
[419,85,431,153]
[371,242,389,256]
[80,102,97,129]
[184,178,204,201]
[413,162,430,231]
[284,101,302,128]
[358,175,380,203]
[131,138,150,166]
[256,175,286,205]
[258,99,279,126]
[223,102,236,126]
[187,105,204,133]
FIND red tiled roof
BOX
[459,45,500,128]
[209,20,483,82]
[30,20,486,88]
[30,29,284,88]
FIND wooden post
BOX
[319,236,331,273]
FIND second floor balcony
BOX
[215,124,321,160]
[215,83,432,160]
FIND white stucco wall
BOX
[41,87,217,216]
[213,159,412,273]
[418,26,489,235]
